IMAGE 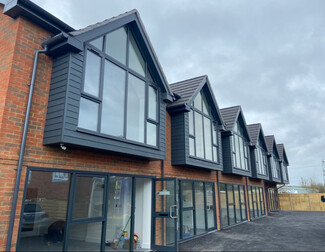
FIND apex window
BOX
[255,138,267,175]
[270,156,280,179]
[188,91,219,163]
[78,26,159,146]
[231,121,249,170]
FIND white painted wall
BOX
[134,178,152,249]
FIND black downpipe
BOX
[6,47,48,251]
[161,160,164,178]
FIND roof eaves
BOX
[3,0,74,34]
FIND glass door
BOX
[64,174,107,252]
[152,178,178,251]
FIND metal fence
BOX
[279,193,325,211]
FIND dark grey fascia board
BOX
[3,0,74,34]
[221,130,232,137]
[42,32,83,57]
[162,93,173,103]
[167,103,191,114]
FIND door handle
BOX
[169,205,177,219]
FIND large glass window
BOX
[270,156,280,179]
[219,183,247,228]
[205,183,216,229]
[194,182,205,235]
[255,137,267,175]
[18,170,70,251]
[282,164,288,181]
[231,121,249,170]
[219,184,228,228]
[248,185,265,219]
[78,26,159,146]
[268,188,278,211]
[180,180,216,240]
[188,90,219,162]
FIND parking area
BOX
[179,211,325,251]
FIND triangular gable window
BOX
[193,90,211,116]
[105,27,127,65]
[88,26,149,78]
[129,32,146,76]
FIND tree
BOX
[300,177,325,193]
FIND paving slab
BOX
[179,211,325,251]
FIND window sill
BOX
[76,127,160,150]
[188,155,220,165]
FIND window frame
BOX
[188,90,220,164]
[255,139,267,175]
[231,121,250,171]
[248,185,265,219]
[219,182,247,228]
[77,26,160,148]
[179,179,217,240]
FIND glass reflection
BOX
[84,50,101,97]
[18,170,70,252]
[126,74,145,143]
[101,61,126,137]
[106,177,132,250]
[78,98,99,131]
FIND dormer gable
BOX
[220,106,251,142]
[247,123,267,151]
[265,135,280,158]
[168,75,224,126]
[277,144,289,165]
[43,10,173,160]
[168,75,224,170]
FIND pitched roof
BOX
[247,124,261,145]
[168,75,224,126]
[169,75,206,106]
[265,135,281,159]
[69,9,173,98]
[277,144,284,160]
[220,106,241,131]
[265,135,274,153]
[70,9,138,36]
[277,144,289,165]
[220,106,251,142]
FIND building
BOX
[0,1,289,251]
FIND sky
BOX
[32,0,325,186]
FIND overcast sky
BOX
[32,0,325,186]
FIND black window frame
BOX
[179,179,217,240]
[255,138,268,176]
[248,185,265,220]
[17,166,156,252]
[188,90,220,164]
[231,121,250,171]
[219,182,247,228]
[77,26,160,148]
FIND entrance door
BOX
[152,178,178,251]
